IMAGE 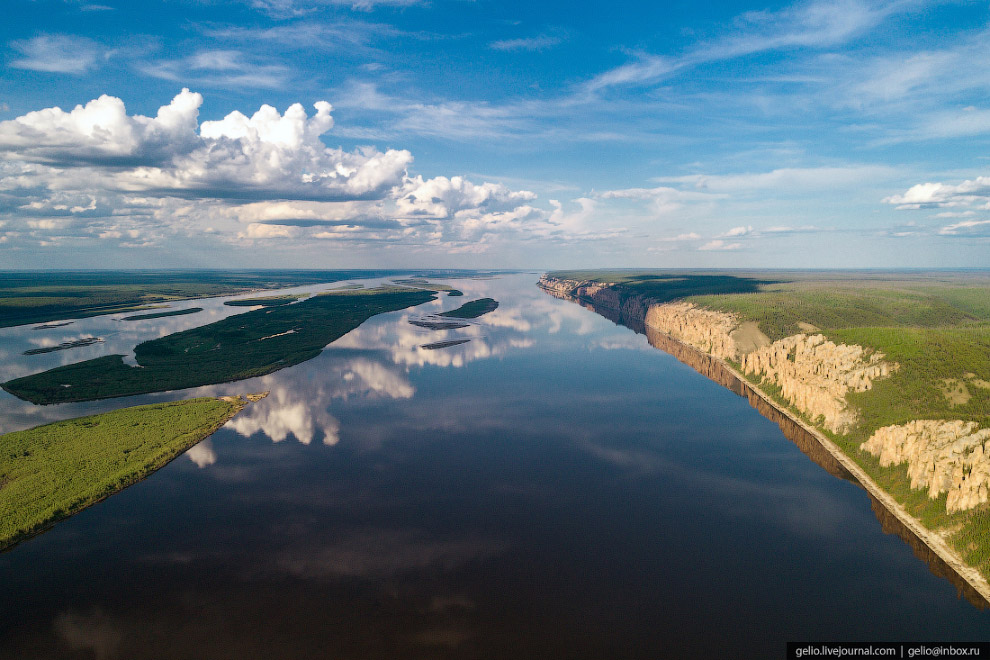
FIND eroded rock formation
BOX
[643,302,741,361]
[539,275,895,434]
[862,421,990,513]
[640,301,891,434]
[740,334,894,434]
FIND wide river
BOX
[1,273,987,658]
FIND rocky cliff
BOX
[540,274,990,514]
[862,421,990,513]
[539,274,895,435]
[538,276,652,323]
[640,300,891,434]
[739,333,894,434]
[643,302,741,361]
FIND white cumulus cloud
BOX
[0,90,410,201]
[884,176,990,209]
[0,90,566,254]
[396,175,536,219]
[0,89,202,165]
[699,239,743,251]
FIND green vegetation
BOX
[421,338,471,350]
[224,295,304,307]
[3,287,436,404]
[391,279,464,297]
[688,286,978,341]
[550,271,772,305]
[23,337,103,355]
[122,307,203,321]
[392,278,455,289]
[549,270,990,580]
[832,326,990,428]
[409,319,470,330]
[0,270,410,328]
[0,397,244,551]
[438,298,499,319]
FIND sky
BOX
[2,0,990,269]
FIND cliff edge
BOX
[539,274,985,512]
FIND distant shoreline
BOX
[540,276,990,608]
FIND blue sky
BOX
[2,0,990,268]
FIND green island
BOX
[543,270,990,583]
[421,338,471,350]
[0,395,262,552]
[122,307,204,321]
[409,319,470,330]
[438,297,499,319]
[392,279,464,296]
[223,295,305,307]
[0,270,412,329]
[23,337,103,355]
[3,287,437,405]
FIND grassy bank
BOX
[0,397,247,551]
[3,287,436,404]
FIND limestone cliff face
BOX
[539,274,894,435]
[537,276,650,322]
[643,302,740,361]
[740,334,894,434]
[862,421,990,513]
[639,300,891,434]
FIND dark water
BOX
[1,274,988,659]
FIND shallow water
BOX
[1,273,987,658]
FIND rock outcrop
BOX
[539,275,896,435]
[640,301,892,434]
[538,275,652,323]
[862,421,990,513]
[740,334,894,434]
[643,302,741,361]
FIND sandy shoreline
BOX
[541,277,990,607]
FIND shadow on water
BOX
[545,285,990,610]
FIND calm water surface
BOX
[1,273,988,658]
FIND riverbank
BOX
[539,274,990,607]
[0,393,267,552]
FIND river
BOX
[0,272,987,658]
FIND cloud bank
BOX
[0,90,565,254]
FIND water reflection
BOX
[272,528,507,580]
[185,439,217,468]
[3,274,990,660]
[554,286,990,609]
[0,281,376,383]
[53,609,121,660]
